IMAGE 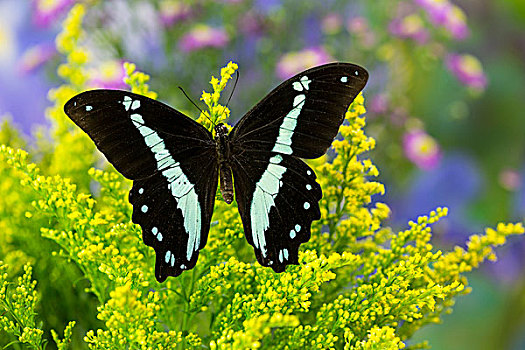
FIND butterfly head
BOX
[214,123,229,138]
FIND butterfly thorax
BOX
[215,123,234,204]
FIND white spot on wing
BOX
[341,76,348,83]
[292,81,303,91]
[290,229,296,239]
[152,227,158,234]
[295,224,301,231]
[165,251,171,264]
[306,184,312,190]
[270,155,282,164]
[123,96,132,110]
[86,105,93,111]
[304,202,310,209]
[141,205,148,213]
[139,188,144,194]
[307,170,312,175]
[300,75,311,90]
[131,100,140,110]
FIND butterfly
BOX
[64,62,368,282]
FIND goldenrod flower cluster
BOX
[47,3,95,191]
[123,62,158,100]
[198,61,238,132]
[0,264,45,349]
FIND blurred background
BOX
[0,0,524,348]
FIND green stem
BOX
[179,267,198,349]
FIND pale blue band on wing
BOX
[271,75,310,155]
[250,155,286,256]
[250,75,311,258]
[126,96,201,262]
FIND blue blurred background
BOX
[1,0,524,348]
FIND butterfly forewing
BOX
[230,62,368,271]
[65,90,218,282]
[64,90,213,179]
[231,63,368,159]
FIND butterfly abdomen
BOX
[215,123,234,204]
[219,164,234,204]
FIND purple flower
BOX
[346,17,368,34]
[443,5,469,40]
[88,60,127,90]
[369,94,388,115]
[389,14,429,44]
[238,11,266,37]
[32,0,74,27]
[276,47,332,80]
[179,25,229,52]
[446,53,488,90]
[18,43,56,74]
[321,13,343,35]
[403,129,442,170]
[346,17,376,48]
[414,0,469,40]
[499,169,522,191]
[414,0,449,24]
[158,0,191,27]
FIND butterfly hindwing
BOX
[65,90,218,282]
[129,153,218,282]
[231,149,322,271]
[231,63,368,159]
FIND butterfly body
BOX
[64,62,368,282]
[215,123,235,204]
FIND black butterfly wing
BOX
[64,90,213,179]
[231,150,322,271]
[230,63,368,271]
[64,90,218,282]
[230,62,368,159]
[128,155,217,281]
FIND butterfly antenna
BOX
[225,70,239,109]
[178,86,216,127]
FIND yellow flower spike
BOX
[197,61,238,133]
[123,62,158,99]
